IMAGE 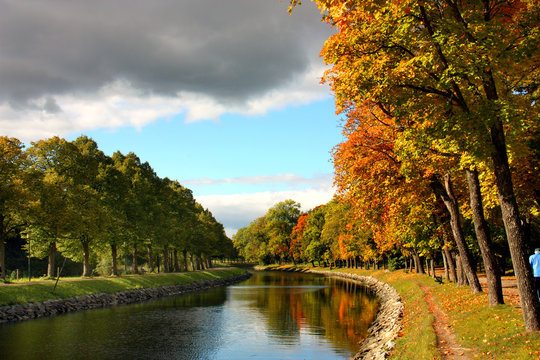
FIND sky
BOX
[0,0,344,236]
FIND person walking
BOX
[530,248,540,299]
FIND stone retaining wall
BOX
[309,271,403,360]
[0,272,251,324]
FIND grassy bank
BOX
[257,264,540,360]
[0,267,247,306]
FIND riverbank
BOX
[255,265,402,360]
[0,268,250,324]
[257,264,540,360]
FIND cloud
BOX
[195,183,336,238]
[183,173,332,187]
[0,0,333,140]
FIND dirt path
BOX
[416,281,473,360]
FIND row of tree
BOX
[0,135,235,279]
[245,0,539,331]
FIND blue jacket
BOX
[530,253,540,277]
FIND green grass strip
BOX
[0,268,246,306]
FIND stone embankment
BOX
[0,272,251,324]
[313,271,403,360]
[259,267,403,360]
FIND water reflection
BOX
[225,272,378,356]
[0,271,378,360]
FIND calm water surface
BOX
[0,271,378,359]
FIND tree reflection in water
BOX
[230,271,379,354]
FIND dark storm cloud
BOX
[0,0,330,107]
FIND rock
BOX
[0,272,251,325]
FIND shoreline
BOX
[254,266,403,360]
[0,271,251,324]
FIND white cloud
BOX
[1,63,329,142]
[183,173,332,187]
[195,184,336,238]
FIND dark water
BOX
[0,271,378,360]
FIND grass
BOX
[431,278,540,359]
[0,267,247,306]
[257,264,540,359]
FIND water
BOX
[0,271,379,359]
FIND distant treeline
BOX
[0,136,235,279]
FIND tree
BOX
[0,137,28,280]
[290,0,540,330]
[265,200,301,262]
[25,137,81,277]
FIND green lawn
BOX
[0,268,246,306]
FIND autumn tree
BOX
[290,0,540,330]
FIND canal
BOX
[0,271,379,359]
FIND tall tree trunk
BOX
[430,174,482,293]
[466,168,504,305]
[47,242,56,277]
[190,253,195,271]
[147,245,154,273]
[156,254,160,273]
[454,253,465,286]
[413,250,425,274]
[111,244,118,276]
[82,237,91,277]
[443,226,458,283]
[442,250,449,280]
[489,120,540,330]
[132,243,138,274]
[162,246,169,272]
[183,250,189,272]
[173,249,180,272]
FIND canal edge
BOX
[255,267,403,360]
[0,272,252,324]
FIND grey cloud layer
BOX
[0,0,330,108]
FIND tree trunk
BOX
[47,242,56,278]
[147,245,154,273]
[183,250,189,271]
[190,253,195,271]
[173,249,180,272]
[82,238,91,277]
[162,246,169,272]
[466,168,504,305]
[430,174,482,293]
[156,254,160,273]
[426,259,431,277]
[430,259,435,278]
[413,250,424,274]
[489,120,540,330]
[111,244,118,276]
[442,226,458,283]
[442,250,449,280]
[132,243,138,274]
